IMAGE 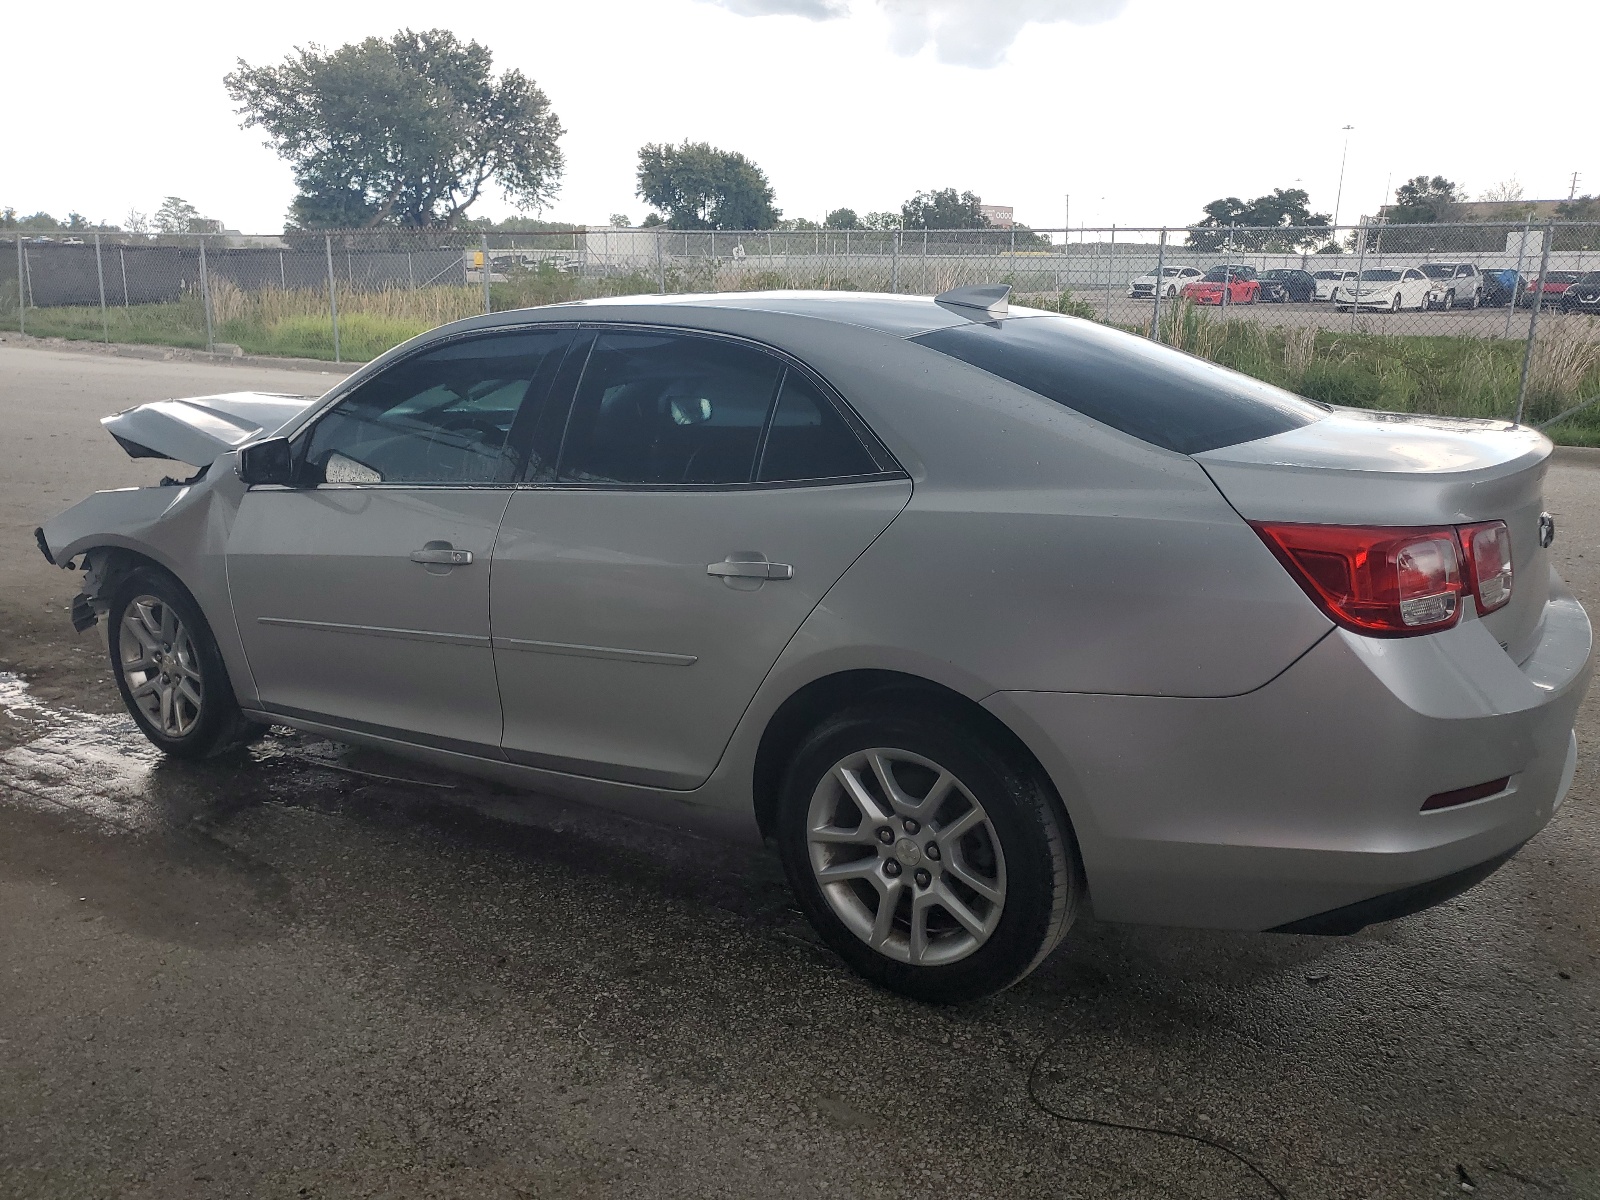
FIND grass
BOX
[5,275,1600,445]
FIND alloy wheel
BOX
[119,594,204,738]
[805,747,1007,967]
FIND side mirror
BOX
[238,437,295,486]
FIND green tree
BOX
[226,29,564,230]
[1386,175,1464,224]
[824,207,859,230]
[609,213,632,228]
[862,211,901,230]
[635,141,780,230]
[154,196,211,233]
[900,188,987,230]
[1188,187,1329,251]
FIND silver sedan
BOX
[39,286,1593,1002]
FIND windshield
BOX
[912,315,1324,455]
[1313,271,1342,280]
[1579,272,1600,286]
[1419,265,1455,279]
[1358,270,1401,282]
[1201,268,1233,282]
[1546,272,1581,284]
[1264,270,1291,279]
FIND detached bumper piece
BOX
[1270,842,1526,935]
[70,592,98,633]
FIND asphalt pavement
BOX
[1,342,1597,1200]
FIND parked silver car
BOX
[38,287,1593,1002]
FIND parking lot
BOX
[1084,295,1556,338]
[1,341,1598,1200]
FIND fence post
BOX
[197,237,215,353]
[279,249,287,290]
[1349,220,1368,335]
[481,233,492,315]
[1104,224,1116,321]
[120,246,129,306]
[93,232,109,343]
[1150,228,1168,341]
[891,229,900,293]
[324,233,340,365]
[656,227,665,294]
[16,233,25,336]
[1514,222,1556,425]
[1505,217,1531,340]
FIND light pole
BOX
[1331,125,1354,239]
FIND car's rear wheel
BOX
[776,698,1080,1003]
[109,567,265,759]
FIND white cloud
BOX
[701,0,849,17]
[880,0,1129,67]
[702,0,1129,66]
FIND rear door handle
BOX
[410,547,473,566]
[707,555,793,580]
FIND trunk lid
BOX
[1195,408,1553,663]
[102,391,317,467]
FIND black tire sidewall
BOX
[776,702,1073,1003]
[108,568,238,758]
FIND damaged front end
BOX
[36,386,327,694]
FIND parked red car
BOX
[1522,271,1582,309]
[1181,265,1261,305]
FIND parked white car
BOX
[1418,262,1483,310]
[1312,269,1356,302]
[1128,266,1203,299]
[1332,268,1432,312]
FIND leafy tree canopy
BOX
[824,207,859,230]
[900,188,987,230]
[154,196,222,234]
[1386,175,1464,224]
[1188,187,1329,250]
[635,141,780,230]
[862,211,901,230]
[0,209,100,232]
[226,29,564,230]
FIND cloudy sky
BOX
[3,0,1594,234]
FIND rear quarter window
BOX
[912,315,1325,455]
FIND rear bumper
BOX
[986,571,1592,931]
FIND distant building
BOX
[979,204,1014,229]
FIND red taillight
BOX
[1459,520,1514,614]
[1251,522,1464,636]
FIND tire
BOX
[1166,285,1177,299]
[1468,290,1480,310]
[1443,290,1455,311]
[108,566,265,758]
[1390,293,1402,313]
[775,697,1081,1004]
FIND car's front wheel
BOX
[109,567,264,758]
[776,698,1080,1003]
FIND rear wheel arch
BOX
[751,669,1075,845]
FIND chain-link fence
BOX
[5,221,1599,441]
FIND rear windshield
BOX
[912,315,1325,455]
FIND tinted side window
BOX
[912,315,1325,455]
[303,331,569,485]
[757,372,878,483]
[559,332,782,485]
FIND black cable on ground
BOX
[1025,1040,1290,1200]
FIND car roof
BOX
[537,290,984,337]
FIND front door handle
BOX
[707,554,793,581]
[410,546,473,566]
